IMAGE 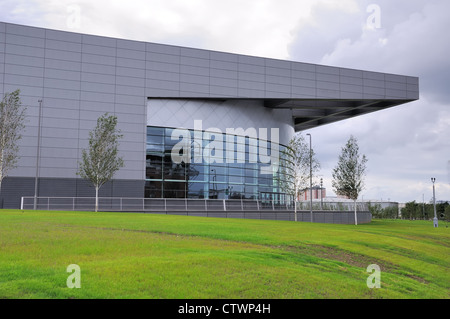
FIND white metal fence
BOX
[20,197,368,212]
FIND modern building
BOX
[0,22,419,209]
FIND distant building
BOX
[299,186,326,201]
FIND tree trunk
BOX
[95,186,99,212]
[354,199,358,225]
[294,185,297,222]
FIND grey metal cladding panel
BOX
[82,44,116,57]
[265,58,291,70]
[385,81,407,91]
[4,84,43,97]
[146,51,179,64]
[6,23,45,38]
[266,74,291,85]
[266,83,291,94]
[44,87,80,100]
[180,47,210,59]
[116,57,145,69]
[210,68,238,80]
[210,59,238,72]
[45,29,82,43]
[317,80,340,91]
[363,86,385,96]
[386,89,407,98]
[363,78,385,88]
[5,54,44,68]
[45,59,81,72]
[146,87,179,97]
[238,63,265,74]
[180,55,210,68]
[291,70,316,80]
[116,66,145,78]
[43,108,80,125]
[180,73,209,85]
[210,77,238,88]
[115,94,145,105]
[80,91,115,103]
[291,78,315,88]
[180,65,209,77]
[291,86,316,98]
[40,157,78,169]
[146,42,181,55]
[82,62,115,75]
[209,86,238,97]
[117,38,146,52]
[5,33,45,48]
[45,68,80,81]
[82,53,116,66]
[5,43,45,57]
[179,82,210,95]
[146,79,180,92]
[115,85,145,97]
[82,34,116,48]
[316,88,340,98]
[45,48,81,62]
[340,68,363,78]
[116,75,145,87]
[340,83,363,93]
[146,61,180,73]
[81,81,114,94]
[210,51,238,63]
[238,71,265,82]
[317,73,340,83]
[5,73,43,87]
[363,71,385,81]
[45,78,81,92]
[238,80,265,91]
[45,39,82,52]
[81,72,115,84]
[238,55,265,66]
[340,75,363,86]
[385,74,406,83]
[316,65,340,75]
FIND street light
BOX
[306,133,312,222]
[320,177,323,210]
[34,99,43,210]
[431,178,438,227]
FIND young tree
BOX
[280,133,320,222]
[0,90,26,202]
[332,135,368,225]
[77,113,124,212]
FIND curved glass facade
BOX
[145,126,294,201]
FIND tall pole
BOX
[34,99,43,210]
[320,177,323,210]
[431,178,438,227]
[306,133,312,222]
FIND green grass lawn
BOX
[0,209,448,299]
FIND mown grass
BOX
[0,209,448,299]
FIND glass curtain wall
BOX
[145,126,293,201]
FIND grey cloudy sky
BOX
[1,0,449,203]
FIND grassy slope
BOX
[0,209,448,299]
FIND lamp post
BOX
[306,133,312,222]
[320,177,323,210]
[431,178,438,227]
[34,99,43,210]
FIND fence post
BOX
[256,199,260,211]
[47,197,50,210]
[223,199,226,211]
[73,197,75,211]
[21,197,24,210]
